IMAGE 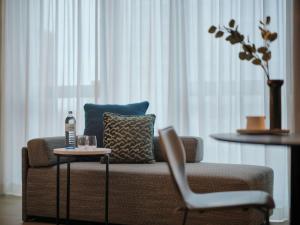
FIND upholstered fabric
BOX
[153,136,203,162]
[27,137,74,167]
[103,113,156,163]
[84,101,149,147]
[26,136,203,167]
[24,161,273,225]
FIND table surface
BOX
[54,148,111,155]
[211,133,300,146]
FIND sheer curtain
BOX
[0,0,292,221]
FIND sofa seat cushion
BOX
[26,162,273,225]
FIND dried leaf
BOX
[215,31,224,38]
[269,33,278,42]
[226,35,232,41]
[229,19,235,28]
[262,51,271,61]
[208,25,217,33]
[243,44,255,53]
[262,31,272,40]
[246,54,254,61]
[229,32,244,44]
[258,47,268,53]
[226,34,240,44]
[239,34,245,42]
[252,58,262,65]
[230,37,241,44]
[226,35,237,44]
[239,52,247,60]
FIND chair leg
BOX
[265,210,270,225]
[182,209,189,225]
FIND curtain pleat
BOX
[0,0,292,220]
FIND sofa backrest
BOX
[153,136,203,163]
[26,136,203,167]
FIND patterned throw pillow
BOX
[103,112,156,163]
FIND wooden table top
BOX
[54,148,111,156]
[210,133,300,146]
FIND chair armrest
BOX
[27,136,73,167]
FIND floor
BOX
[0,195,47,225]
[0,195,289,225]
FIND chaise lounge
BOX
[22,136,273,225]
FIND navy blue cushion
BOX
[84,101,149,147]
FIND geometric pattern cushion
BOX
[103,112,156,163]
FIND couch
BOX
[22,136,273,225]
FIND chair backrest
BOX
[158,126,193,204]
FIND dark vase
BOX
[267,79,284,130]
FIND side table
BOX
[210,133,300,225]
[53,148,111,225]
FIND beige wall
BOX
[294,0,300,132]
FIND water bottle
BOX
[65,111,76,149]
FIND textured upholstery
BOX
[27,136,75,167]
[22,147,29,221]
[25,161,273,225]
[103,113,156,163]
[26,136,203,167]
[153,136,203,162]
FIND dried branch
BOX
[208,17,277,81]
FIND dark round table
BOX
[211,133,300,225]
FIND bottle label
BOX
[65,124,75,132]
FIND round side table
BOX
[211,133,300,225]
[53,148,111,225]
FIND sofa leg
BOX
[265,210,270,225]
[182,209,188,225]
[22,214,29,222]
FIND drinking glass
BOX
[87,136,97,149]
[77,135,88,149]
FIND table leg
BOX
[105,154,109,225]
[291,146,300,225]
[56,155,60,225]
[67,161,70,225]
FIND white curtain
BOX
[0,0,292,221]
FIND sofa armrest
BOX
[153,136,203,163]
[27,136,73,167]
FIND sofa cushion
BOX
[26,162,273,225]
[103,113,156,163]
[84,101,149,147]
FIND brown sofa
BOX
[22,136,273,225]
